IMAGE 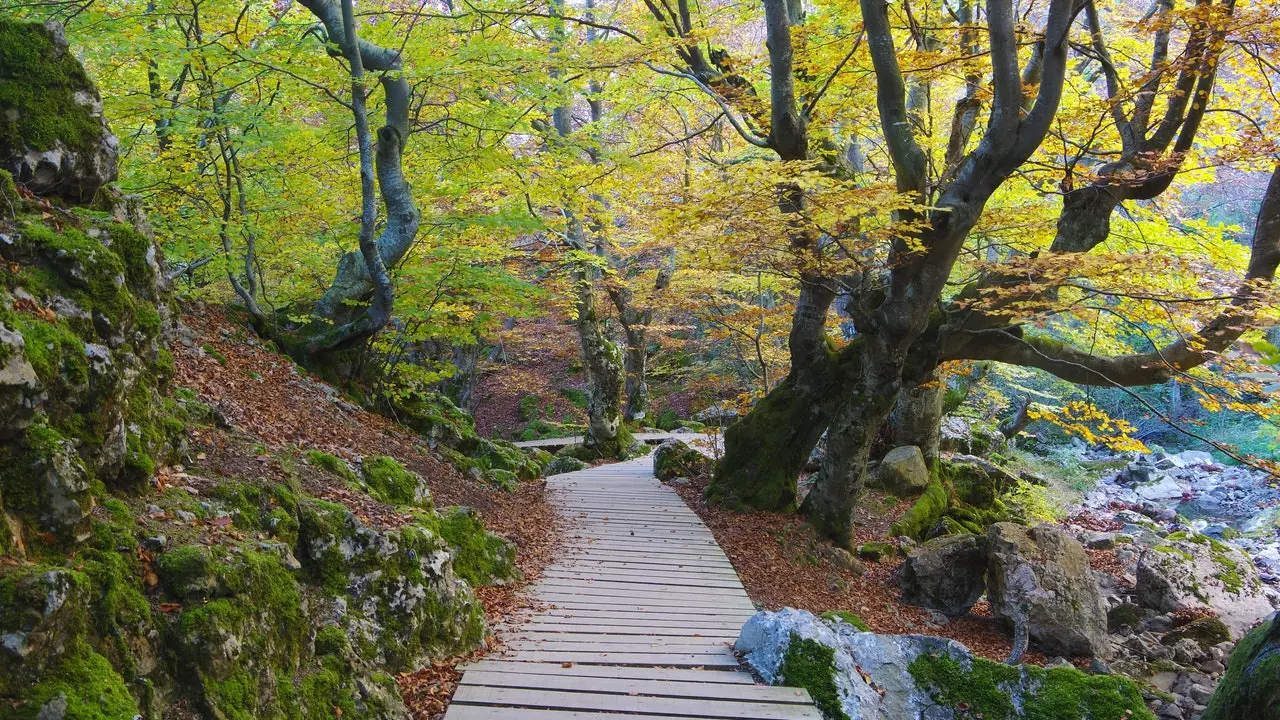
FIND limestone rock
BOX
[874,446,931,496]
[0,325,43,438]
[653,439,710,481]
[899,534,988,616]
[986,523,1110,657]
[736,607,1152,720]
[1135,533,1274,638]
[0,19,119,201]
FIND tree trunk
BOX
[622,326,649,422]
[709,279,844,509]
[574,268,627,456]
[801,338,902,546]
[888,367,944,465]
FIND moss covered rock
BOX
[545,454,588,475]
[297,500,485,670]
[360,455,432,508]
[900,533,988,616]
[1201,611,1279,720]
[737,608,1153,720]
[986,523,1109,658]
[1136,532,1273,638]
[653,439,711,481]
[888,481,948,539]
[873,446,931,496]
[0,19,118,202]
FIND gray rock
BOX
[0,325,43,438]
[652,439,710,481]
[544,455,588,475]
[986,523,1110,658]
[899,534,988,616]
[874,446,930,496]
[1135,534,1274,638]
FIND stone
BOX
[1135,475,1184,501]
[544,455,587,475]
[874,446,931,496]
[1135,533,1274,638]
[0,20,119,201]
[652,439,710,481]
[0,325,43,438]
[986,523,1110,658]
[899,534,988,616]
[735,607,1152,720]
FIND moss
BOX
[0,168,19,214]
[0,18,104,159]
[434,506,518,586]
[518,393,542,421]
[820,610,870,631]
[855,542,898,562]
[305,449,357,483]
[1107,603,1148,633]
[889,481,949,539]
[16,639,138,720]
[1201,616,1280,720]
[909,652,1155,720]
[559,387,589,408]
[201,343,227,365]
[361,455,429,507]
[656,408,680,431]
[1162,617,1230,649]
[313,626,349,657]
[779,635,848,720]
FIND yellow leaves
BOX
[1027,401,1148,453]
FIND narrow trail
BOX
[444,455,820,719]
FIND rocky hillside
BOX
[0,18,554,720]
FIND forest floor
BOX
[172,305,561,719]
[668,469,1126,667]
[169,304,1139,716]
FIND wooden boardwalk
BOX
[511,432,694,450]
[444,456,819,720]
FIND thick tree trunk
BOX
[622,326,649,421]
[888,367,944,465]
[709,279,844,509]
[801,338,902,545]
[575,272,627,456]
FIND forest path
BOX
[443,455,819,719]
[511,431,694,449]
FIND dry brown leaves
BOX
[667,473,1052,665]
[172,306,565,718]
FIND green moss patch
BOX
[908,652,1155,720]
[361,455,429,508]
[0,18,103,157]
[889,481,948,539]
[779,635,848,720]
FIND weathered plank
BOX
[451,686,824,719]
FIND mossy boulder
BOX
[360,455,431,508]
[736,608,1153,720]
[653,439,710,481]
[1135,531,1273,638]
[0,212,174,545]
[0,19,118,202]
[435,506,519,586]
[900,534,989,616]
[888,481,948,539]
[855,541,898,562]
[545,454,588,475]
[297,500,485,670]
[1161,617,1231,650]
[389,390,547,485]
[1201,611,1279,720]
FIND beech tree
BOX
[642,0,1278,543]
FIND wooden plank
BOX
[494,650,741,667]
[501,622,742,632]
[458,670,813,704]
[536,608,756,623]
[532,593,757,610]
[450,686,824,719]
[535,578,747,596]
[460,660,756,683]
[504,640,731,653]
